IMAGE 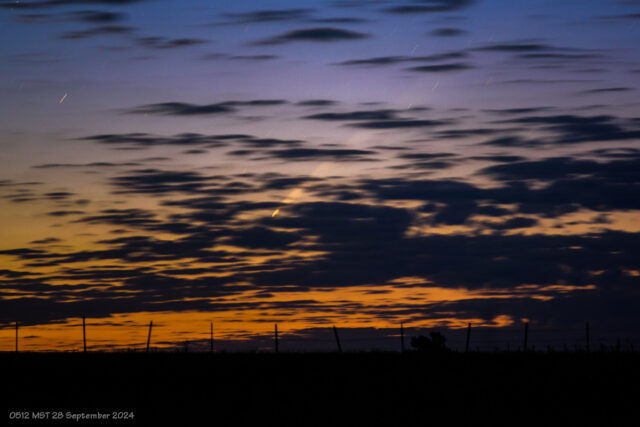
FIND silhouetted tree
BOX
[410,332,448,353]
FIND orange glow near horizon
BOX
[0,281,593,351]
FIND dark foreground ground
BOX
[3,351,639,424]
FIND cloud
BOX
[430,27,467,37]
[266,148,378,161]
[17,10,125,23]
[110,169,218,195]
[239,137,303,147]
[80,133,231,147]
[260,175,322,190]
[475,157,640,215]
[70,9,125,22]
[472,42,604,66]
[224,226,301,249]
[335,56,406,66]
[30,238,62,244]
[126,103,234,116]
[219,8,313,25]
[587,147,640,159]
[201,53,279,62]
[431,200,478,224]
[0,180,41,187]
[479,156,640,182]
[435,128,508,139]
[470,155,527,163]
[309,17,369,24]
[351,119,448,129]
[596,13,640,21]
[76,208,158,227]
[331,0,388,8]
[44,191,74,200]
[295,99,337,106]
[303,108,449,129]
[47,210,86,217]
[498,79,599,85]
[126,100,285,116]
[516,53,601,60]
[393,160,456,170]
[580,87,633,94]
[222,100,288,107]
[504,114,640,144]
[4,162,640,333]
[484,107,553,115]
[136,36,208,49]
[406,63,472,72]
[474,42,552,52]
[229,55,279,61]
[483,217,538,230]
[33,161,141,168]
[0,0,145,8]
[304,109,397,121]
[478,136,540,148]
[397,153,457,160]
[60,25,134,39]
[256,27,369,45]
[384,0,474,14]
[334,51,467,66]
[361,152,640,217]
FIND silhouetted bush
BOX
[410,332,448,353]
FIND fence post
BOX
[333,326,342,353]
[523,322,529,352]
[585,321,590,353]
[146,321,153,353]
[210,321,214,353]
[274,324,279,353]
[400,322,405,353]
[15,321,18,353]
[82,316,87,353]
[465,323,471,353]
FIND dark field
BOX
[3,351,639,424]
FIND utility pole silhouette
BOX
[274,324,279,353]
[523,322,529,352]
[333,326,342,353]
[586,321,590,353]
[82,316,87,353]
[210,321,214,353]
[465,323,471,353]
[15,321,18,353]
[146,321,153,353]
[400,322,405,353]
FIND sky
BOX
[1,0,640,352]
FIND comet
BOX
[270,162,332,218]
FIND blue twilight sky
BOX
[1,0,640,350]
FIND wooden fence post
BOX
[82,316,87,353]
[333,326,342,353]
[465,323,471,353]
[585,321,590,353]
[146,321,153,353]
